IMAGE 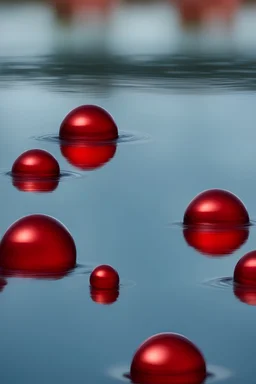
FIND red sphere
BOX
[183,227,249,257]
[59,105,118,141]
[12,179,59,193]
[130,333,206,384]
[60,142,116,170]
[90,265,119,289]
[183,189,249,227]
[90,287,119,304]
[0,215,76,274]
[12,149,60,178]
[233,251,256,286]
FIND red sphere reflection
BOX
[130,333,206,384]
[59,105,118,141]
[12,149,60,178]
[12,179,59,193]
[0,215,76,274]
[90,265,119,289]
[233,285,256,306]
[60,142,116,170]
[90,287,119,304]
[183,189,249,227]
[233,251,256,286]
[183,227,249,257]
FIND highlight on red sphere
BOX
[11,149,60,178]
[12,179,59,193]
[233,251,256,287]
[130,333,206,384]
[59,105,119,142]
[0,214,76,275]
[183,189,249,227]
[183,227,249,257]
[90,287,119,305]
[60,142,116,170]
[90,265,119,289]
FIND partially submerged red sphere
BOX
[90,287,119,305]
[90,265,119,289]
[183,227,249,257]
[130,333,206,384]
[12,149,60,178]
[60,142,116,170]
[183,189,249,227]
[59,105,118,141]
[234,251,256,287]
[0,215,76,274]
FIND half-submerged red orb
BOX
[60,142,116,170]
[59,105,118,141]
[234,251,256,287]
[0,215,76,274]
[183,189,249,227]
[130,333,206,384]
[90,287,119,305]
[12,149,60,178]
[183,227,249,257]
[90,265,119,289]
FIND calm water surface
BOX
[1,1,256,383]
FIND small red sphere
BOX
[90,287,119,305]
[233,251,256,286]
[90,265,119,289]
[183,189,249,227]
[12,149,60,178]
[60,143,116,170]
[0,215,76,274]
[12,179,59,193]
[183,227,249,257]
[130,333,206,384]
[59,105,118,141]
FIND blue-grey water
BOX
[1,1,256,383]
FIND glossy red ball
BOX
[0,215,76,274]
[60,143,116,170]
[183,227,249,257]
[12,149,60,178]
[233,251,256,286]
[90,265,119,289]
[12,179,59,193]
[59,105,118,141]
[130,333,206,384]
[183,189,249,227]
[90,287,119,305]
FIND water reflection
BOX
[90,286,119,304]
[12,178,59,193]
[183,227,249,257]
[60,142,117,170]
[233,285,256,306]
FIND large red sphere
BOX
[90,265,119,289]
[12,149,60,178]
[183,189,249,227]
[59,105,118,141]
[0,215,76,274]
[183,227,249,257]
[130,333,206,384]
[60,143,116,170]
[12,179,59,193]
[233,251,256,286]
[90,287,119,304]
